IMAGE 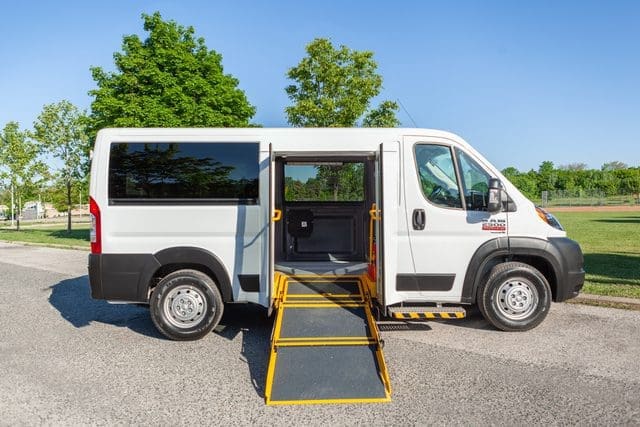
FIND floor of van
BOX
[275,261,367,276]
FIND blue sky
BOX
[1,0,638,171]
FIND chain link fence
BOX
[538,190,640,207]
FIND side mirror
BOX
[487,178,502,214]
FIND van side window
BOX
[455,149,491,211]
[284,162,364,202]
[414,145,462,209]
[108,142,259,204]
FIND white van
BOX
[88,128,584,341]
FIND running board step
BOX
[387,306,466,319]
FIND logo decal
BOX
[482,218,507,233]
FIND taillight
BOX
[89,196,101,253]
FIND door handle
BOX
[412,209,425,230]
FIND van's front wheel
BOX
[477,262,551,332]
[150,269,223,340]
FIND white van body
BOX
[88,128,584,338]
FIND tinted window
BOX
[109,142,259,203]
[456,149,491,211]
[414,144,462,208]
[284,162,364,202]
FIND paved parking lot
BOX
[1,242,639,424]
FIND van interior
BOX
[273,155,375,275]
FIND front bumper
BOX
[549,237,585,302]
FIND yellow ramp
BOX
[265,275,391,405]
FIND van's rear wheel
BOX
[150,269,223,340]
[477,262,551,332]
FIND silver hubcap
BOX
[164,285,208,328]
[495,278,538,320]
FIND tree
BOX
[502,167,538,199]
[0,122,47,230]
[33,100,89,233]
[88,12,256,133]
[362,100,401,127]
[601,161,628,171]
[537,161,557,192]
[559,162,587,171]
[285,38,398,127]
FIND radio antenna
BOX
[397,98,418,127]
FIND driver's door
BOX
[398,136,507,303]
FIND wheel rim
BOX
[163,284,208,328]
[494,278,539,320]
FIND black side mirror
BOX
[487,178,502,214]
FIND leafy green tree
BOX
[285,38,398,127]
[362,100,401,127]
[0,122,47,230]
[537,161,557,193]
[601,161,628,171]
[559,162,587,171]
[620,169,640,198]
[88,12,256,133]
[284,38,397,200]
[502,167,538,199]
[33,100,89,233]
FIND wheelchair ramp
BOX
[265,276,391,405]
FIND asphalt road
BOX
[1,242,639,425]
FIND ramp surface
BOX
[265,276,391,405]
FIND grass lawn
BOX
[0,223,90,248]
[554,211,640,299]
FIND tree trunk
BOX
[67,180,72,233]
[16,194,20,231]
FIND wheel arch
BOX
[461,237,562,304]
[142,247,233,303]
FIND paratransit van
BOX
[88,128,584,404]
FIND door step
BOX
[387,306,466,319]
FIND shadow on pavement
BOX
[48,275,164,339]
[377,306,494,332]
[214,304,273,398]
[49,276,273,398]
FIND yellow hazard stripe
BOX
[391,312,466,319]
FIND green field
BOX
[554,211,640,298]
[1,211,638,299]
[0,223,90,248]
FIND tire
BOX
[150,269,224,341]
[477,262,551,332]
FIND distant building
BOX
[0,204,7,220]
[22,201,44,220]
[70,204,89,217]
[44,203,61,218]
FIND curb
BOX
[0,240,89,252]
[568,294,640,311]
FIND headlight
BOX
[536,206,564,231]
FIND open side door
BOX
[268,143,279,311]
[375,142,400,312]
